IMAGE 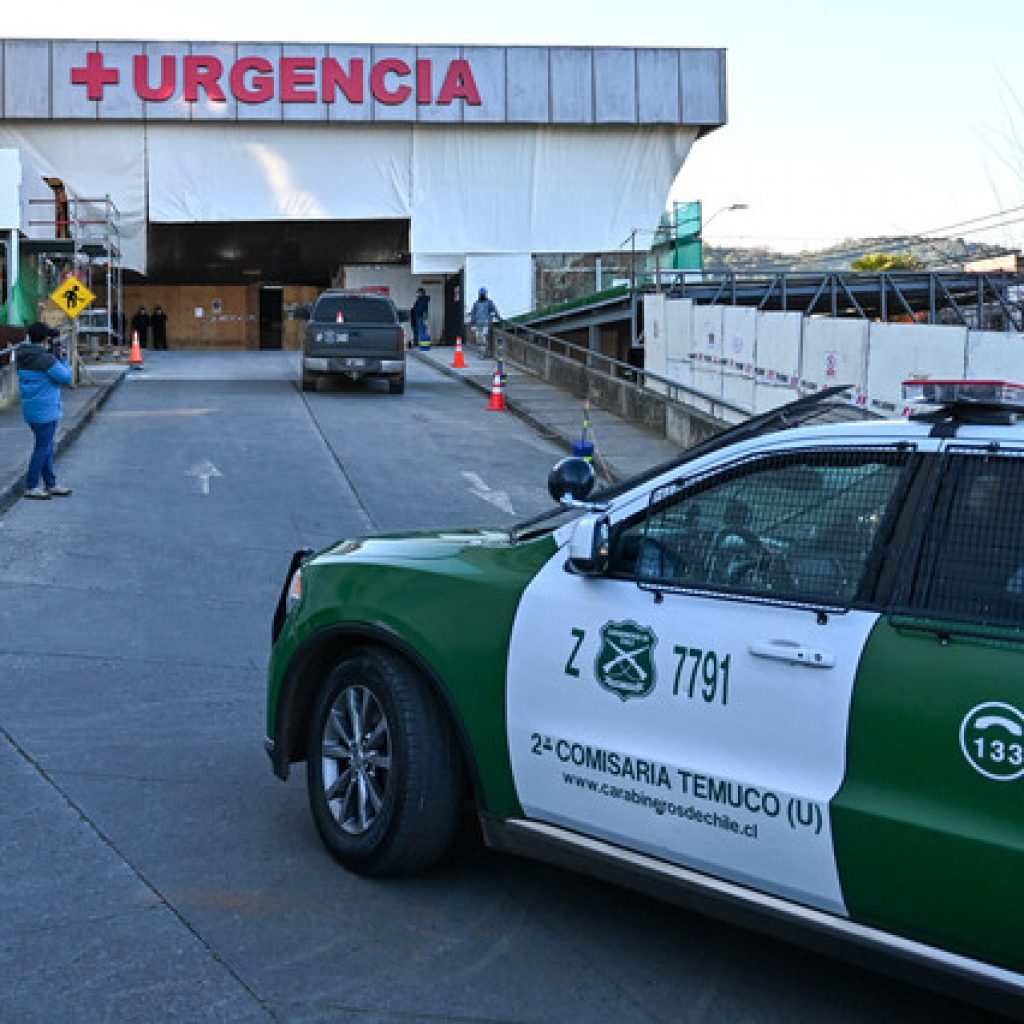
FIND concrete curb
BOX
[0,369,127,517]
[411,350,623,483]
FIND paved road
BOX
[0,354,1001,1023]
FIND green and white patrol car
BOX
[266,382,1024,1014]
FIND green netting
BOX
[0,255,45,326]
[648,200,703,273]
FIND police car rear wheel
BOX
[306,647,463,876]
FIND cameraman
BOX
[15,322,73,500]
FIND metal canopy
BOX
[521,271,1024,335]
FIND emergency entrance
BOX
[0,39,727,348]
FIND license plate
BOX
[335,333,349,342]
[343,358,365,368]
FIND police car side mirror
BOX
[567,514,610,576]
[548,457,596,505]
[294,305,311,321]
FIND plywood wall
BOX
[115,283,323,350]
[122,285,258,349]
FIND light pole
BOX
[702,202,750,233]
[699,203,749,271]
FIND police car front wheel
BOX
[306,647,463,876]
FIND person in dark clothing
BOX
[411,289,429,344]
[15,322,73,500]
[469,287,500,355]
[131,306,150,348]
[151,305,168,350]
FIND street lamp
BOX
[702,202,750,234]
[699,203,749,272]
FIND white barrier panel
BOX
[803,317,869,400]
[664,297,693,361]
[752,310,802,413]
[643,293,668,391]
[966,330,1024,382]
[665,357,695,391]
[722,306,757,409]
[866,322,967,414]
[691,304,724,397]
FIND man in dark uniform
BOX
[131,306,150,348]
[151,305,168,350]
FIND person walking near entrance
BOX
[151,305,168,350]
[411,288,430,346]
[469,287,500,356]
[131,306,150,348]
[16,322,73,500]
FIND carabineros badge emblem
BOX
[595,620,658,701]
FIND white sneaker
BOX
[47,485,72,497]
[24,487,51,500]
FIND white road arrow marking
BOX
[461,471,515,516]
[187,458,223,495]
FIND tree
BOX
[851,252,921,272]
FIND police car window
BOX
[908,454,1024,627]
[313,296,396,323]
[624,450,911,606]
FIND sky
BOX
[4,0,1024,253]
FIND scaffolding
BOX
[22,192,124,369]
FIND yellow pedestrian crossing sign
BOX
[49,275,96,319]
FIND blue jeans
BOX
[27,420,57,489]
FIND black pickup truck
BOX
[301,290,406,395]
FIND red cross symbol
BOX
[71,52,120,101]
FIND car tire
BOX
[388,377,406,395]
[306,647,463,876]
[301,373,318,392]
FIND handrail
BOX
[498,319,749,421]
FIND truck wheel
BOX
[301,373,318,393]
[306,647,463,875]
[388,376,406,395]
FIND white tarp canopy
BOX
[0,125,147,268]
[0,122,697,275]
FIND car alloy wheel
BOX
[306,647,464,875]
[319,684,392,835]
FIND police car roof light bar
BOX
[902,379,1024,410]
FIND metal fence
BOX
[498,320,748,435]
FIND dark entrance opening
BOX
[145,219,410,285]
[259,286,283,349]
[443,271,463,345]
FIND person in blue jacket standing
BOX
[16,322,73,500]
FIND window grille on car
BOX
[631,448,914,608]
[904,451,1024,629]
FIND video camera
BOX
[42,328,66,359]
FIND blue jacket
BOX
[15,341,72,424]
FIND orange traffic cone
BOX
[451,335,467,369]
[487,368,506,411]
[128,330,144,369]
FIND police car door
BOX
[831,444,1024,969]
[507,442,917,915]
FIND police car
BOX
[266,382,1024,1014]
